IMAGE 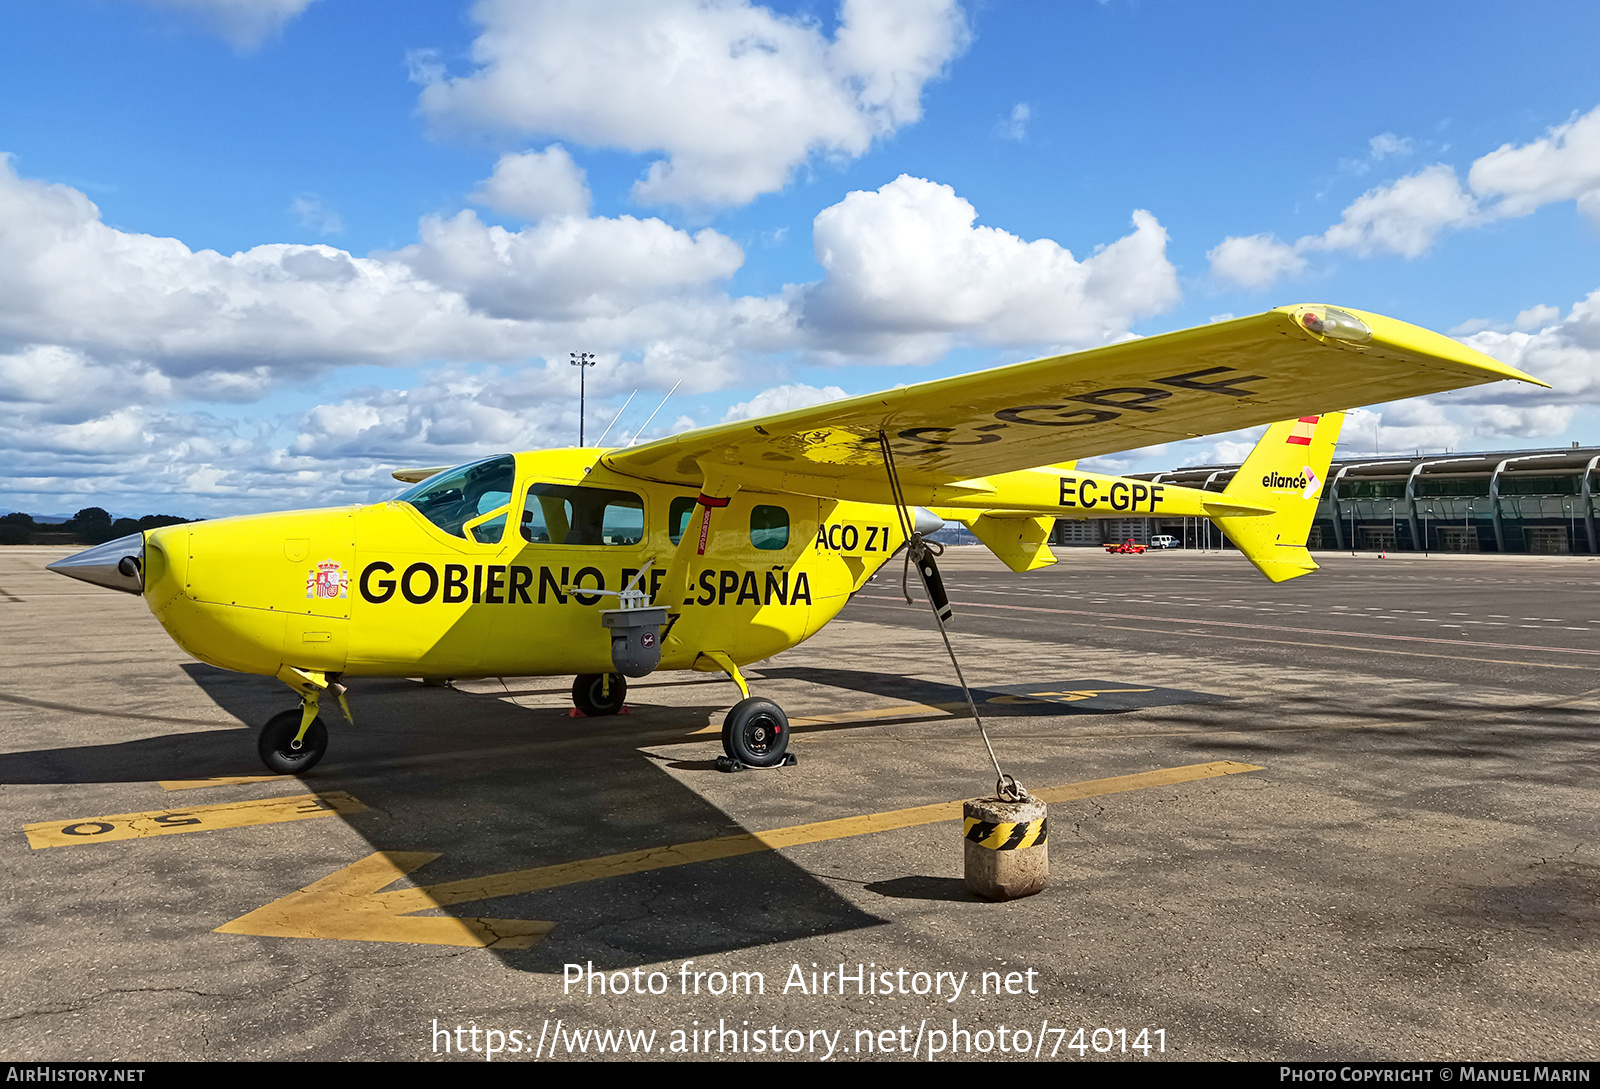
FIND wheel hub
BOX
[746,718,774,752]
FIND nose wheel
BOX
[572,672,627,716]
[263,667,350,774]
[258,708,329,774]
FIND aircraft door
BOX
[663,491,818,665]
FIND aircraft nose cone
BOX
[45,531,145,595]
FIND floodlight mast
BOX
[570,352,596,446]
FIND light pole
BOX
[570,352,596,446]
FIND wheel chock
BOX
[715,753,797,773]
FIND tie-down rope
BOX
[877,431,1027,802]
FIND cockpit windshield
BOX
[394,455,516,542]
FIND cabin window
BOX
[522,484,644,546]
[668,496,697,545]
[394,455,516,541]
[750,505,789,550]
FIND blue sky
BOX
[2,0,1599,517]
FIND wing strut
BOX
[878,432,1028,803]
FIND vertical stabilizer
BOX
[1211,412,1344,582]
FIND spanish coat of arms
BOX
[306,559,349,599]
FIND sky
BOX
[2,0,1599,518]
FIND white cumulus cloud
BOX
[1312,164,1483,259]
[1469,105,1600,222]
[1207,233,1307,289]
[471,145,592,221]
[0,156,1195,514]
[0,155,783,385]
[801,175,1180,359]
[416,0,969,207]
[1514,304,1560,332]
[1211,102,1600,288]
[722,382,848,421]
[1458,288,1600,404]
[388,209,744,322]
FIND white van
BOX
[1149,535,1179,549]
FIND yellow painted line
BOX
[410,758,1262,907]
[161,774,298,791]
[25,792,366,849]
[216,760,1260,948]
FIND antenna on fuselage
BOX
[593,390,637,448]
[627,379,684,447]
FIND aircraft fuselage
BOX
[141,448,899,682]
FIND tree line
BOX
[0,508,194,545]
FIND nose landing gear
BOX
[571,672,628,716]
[258,708,329,774]
[259,666,352,774]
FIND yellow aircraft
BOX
[48,305,1540,774]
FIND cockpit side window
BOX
[522,484,644,546]
[394,455,517,541]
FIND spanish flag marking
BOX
[1286,416,1320,446]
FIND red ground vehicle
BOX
[1105,538,1147,554]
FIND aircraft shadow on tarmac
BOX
[6,663,894,968]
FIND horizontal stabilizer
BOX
[941,512,1057,573]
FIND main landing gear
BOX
[567,658,795,771]
[699,651,795,772]
[721,697,791,770]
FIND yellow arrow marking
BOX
[24,792,365,849]
[215,760,1260,949]
[161,775,298,791]
[214,852,557,950]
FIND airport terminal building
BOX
[1052,445,1600,554]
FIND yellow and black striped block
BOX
[963,815,1048,851]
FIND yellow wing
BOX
[603,305,1542,499]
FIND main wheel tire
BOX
[258,708,329,774]
[722,697,789,767]
[572,672,627,716]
